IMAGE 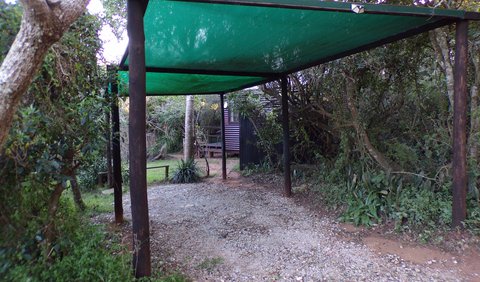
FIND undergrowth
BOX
[310,167,480,238]
[0,199,133,281]
[241,161,275,176]
[0,194,188,282]
[171,159,201,183]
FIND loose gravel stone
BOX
[116,182,465,281]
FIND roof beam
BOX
[134,76,278,96]
[119,66,278,78]
[171,0,480,20]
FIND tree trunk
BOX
[184,95,194,160]
[345,77,400,172]
[0,0,89,149]
[70,171,85,211]
[469,46,480,198]
[469,48,480,165]
[45,182,65,249]
[430,28,455,108]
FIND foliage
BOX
[245,23,480,234]
[101,0,127,39]
[122,162,130,185]
[241,161,274,176]
[256,112,283,166]
[195,95,223,146]
[171,159,201,183]
[0,106,66,242]
[0,0,21,62]
[81,190,115,216]
[314,167,459,233]
[146,97,185,154]
[0,200,132,281]
[464,201,480,234]
[228,90,282,167]
[145,95,224,156]
[0,4,106,263]
[77,155,108,191]
[196,95,222,129]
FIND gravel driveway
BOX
[121,182,465,281]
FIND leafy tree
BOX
[101,0,127,39]
[146,96,186,155]
[0,0,89,148]
[228,90,282,167]
[0,1,21,62]
[0,9,105,260]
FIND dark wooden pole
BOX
[111,82,123,224]
[106,66,114,190]
[220,94,227,180]
[106,97,113,189]
[281,77,292,197]
[452,20,469,228]
[127,0,151,277]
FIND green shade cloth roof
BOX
[119,0,480,96]
[118,71,267,95]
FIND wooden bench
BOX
[200,142,223,157]
[146,165,169,179]
[98,171,108,186]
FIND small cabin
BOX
[200,105,240,157]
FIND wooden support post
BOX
[111,82,123,224]
[127,0,151,277]
[106,98,113,189]
[281,77,292,197]
[106,66,114,190]
[220,94,227,180]
[452,20,469,228]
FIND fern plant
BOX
[171,158,201,183]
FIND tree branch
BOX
[0,0,89,149]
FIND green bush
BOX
[465,200,480,234]
[78,156,108,191]
[1,201,132,282]
[146,97,185,154]
[241,161,274,176]
[122,163,130,185]
[338,171,391,227]
[171,159,201,183]
[314,168,468,233]
[393,185,452,230]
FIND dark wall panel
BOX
[240,117,265,170]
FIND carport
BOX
[109,0,480,277]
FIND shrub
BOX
[77,156,108,191]
[393,184,452,230]
[465,200,480,234]
[314,168,463,232]
[1,201,132,281]
[171,159,201,183]
[241,161,274,176]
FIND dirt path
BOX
[116,174,479,281]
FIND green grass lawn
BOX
[62,159,181,217]
[82,191,114,215]
[147,159,179,184]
